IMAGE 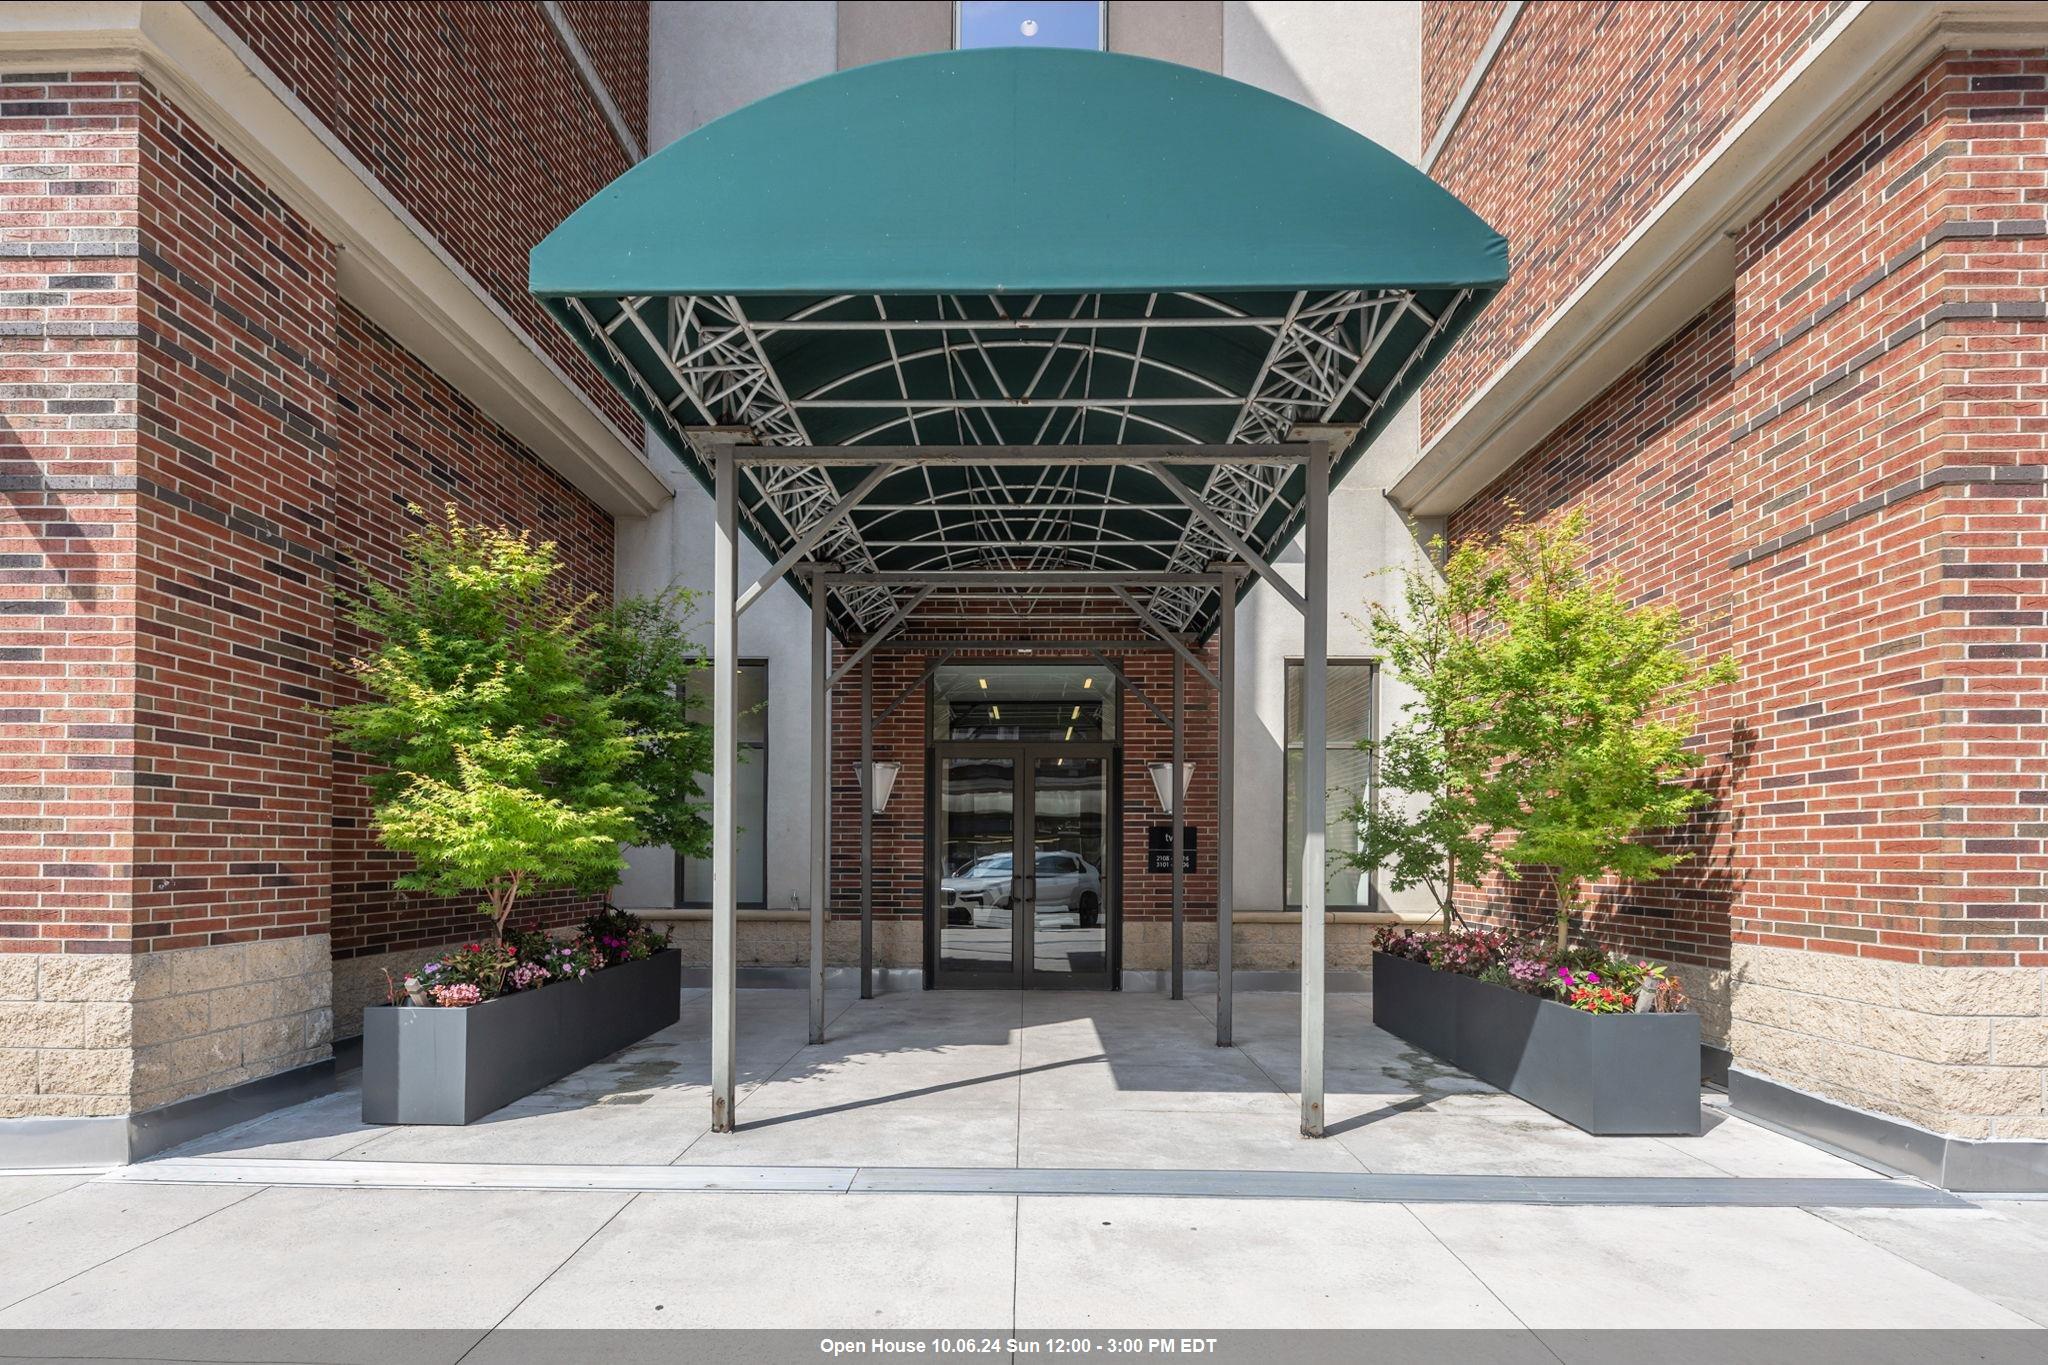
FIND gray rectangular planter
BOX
[362,949,682,1125]
[1372,952,1701,1135]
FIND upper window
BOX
[930,662,1117,742]
[1284,659,1378,912]
[955,2,1105,51]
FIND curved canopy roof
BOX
[533,47,1506,639]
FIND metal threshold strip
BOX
[106,1159,1967,1208]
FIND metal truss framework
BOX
[698,407,1340,1138]
[561,287,1476,639]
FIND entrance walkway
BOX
[138,988,1887,1180]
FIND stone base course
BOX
[0,937,332,1120]
[1731,945,2048,1140]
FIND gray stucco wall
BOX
[1218,1,1433,918]
[615,1,1431,919]
[616,1,838,912]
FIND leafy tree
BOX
[1349,510,1734,950]
[335,507,645,943]
[590,591,713,862]
[1344,537,1505,930]
[1482,512,1735,949]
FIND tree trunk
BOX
[1553,876,1577,953]
[489,871,523,945]
[1441,850,1455,933]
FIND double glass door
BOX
[933,743,1115,988]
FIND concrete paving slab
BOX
[338,1093,707,1165]
[1980,1200,2048,1234]
[170,1085,391,1161]
[1017,1107,1366,1171]
[502,1191,1016,1328]
[736,1061,1026,1116]
[0,1186,630,1329]
[1020,1056,1295,1114]
[0,1173,89,1217]
[1669,1108,1881,1180]
[1414,1203,2039,1328]
[0,1181,255,1311]
[1013,1195,1525,1328]
[1816,1206,2048,1327]
[1334,1110,1725,1178]
[675,1102,1021,1166]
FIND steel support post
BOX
[1217,572,1236,1046]
[709,439,739,1133]
[1171,652,1185,1002]
[808,568,829,1045]
[860,656,875,1001]
[1299,442,1330,1138]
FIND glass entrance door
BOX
[935,754,1018,983]
[1028,754,1109,982]
[933,744,1115,988]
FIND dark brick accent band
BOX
[1734,217,2048,379]
[1729,464,2048,569]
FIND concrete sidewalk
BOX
[2,1165,2046,1338]
[1,989,2045,1341]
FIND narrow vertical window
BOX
[1284,659,1377,911]
[679,659,768,908]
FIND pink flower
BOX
[430,983,483,1007]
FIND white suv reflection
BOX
[941,851,1102,928]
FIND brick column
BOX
[1725,52,2048,1140]
[1,73,338,1129]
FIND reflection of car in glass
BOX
[941,853,1013,927]
[941,851,1101,929]
[1031,852,1102,928]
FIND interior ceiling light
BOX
[991,705,1000,720]
[1082,677,1094,689]
[978,677,988,689]
[1064,725,1074,741]
[1071,705,1080,719]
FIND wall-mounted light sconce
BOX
[862,760,901,815]
[1146,761,1195,815]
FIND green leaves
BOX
[375,729,640,906]
[1347,509,1735,948]
[335,506,709,940]
[589,591,713,861]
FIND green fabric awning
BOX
[531,47,1506,639]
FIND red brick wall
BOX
[1447,50,2048,975]
[1421,0,1505,148]
[131,83,339,953]
[561,0,649,149]
[1447,297,1741,970]
[1420,0,1844,442]
[210,0,643,438]
[4,70,616,963]
[0,72,142,952]
[827,641,1220,946]
[1725,52,2048,969]
[327,302,614,962]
